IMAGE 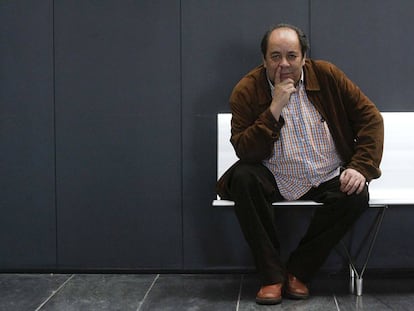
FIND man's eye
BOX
[288,55,297,60]
[271,55,281,60]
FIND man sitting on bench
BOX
[216,23,384,305]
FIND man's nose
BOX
[280,57,289,67]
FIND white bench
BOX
[213,112,414,295]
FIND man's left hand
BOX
[339,168,366,195]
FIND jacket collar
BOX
[303,59,320,91]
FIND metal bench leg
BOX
[356,277,363,296]
[341,206,387,296]
[349,264,355,294]
[355,207,386,296]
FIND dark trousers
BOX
[228,163,368,285]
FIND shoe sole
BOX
[255,297,282,305]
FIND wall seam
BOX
[179,0,185,270]
[52,0,58,270]
[308,0,312,58]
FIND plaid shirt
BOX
[263,77,342,200]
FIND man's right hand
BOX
[270,66,296,120]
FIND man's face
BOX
[263,28,306,85]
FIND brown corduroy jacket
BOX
[217,59,384,199]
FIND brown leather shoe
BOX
[285,273,309,299]
[256,283,283,305]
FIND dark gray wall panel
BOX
[55,1,182,269]
[181,0,310,269]
[0,0,56,268]
[310,0,414,111]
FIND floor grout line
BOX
[136,274,160,311]
[333,294,341,311]
[235,274,244,311]
[34,274,75,311]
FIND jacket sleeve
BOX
[331,64,384,181]
[229,78,283,162]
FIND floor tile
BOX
[335,295,391,311]
[39,274,157,311]
[138,274,241,311]
[374,294,414,311]
[367,276,414,311]
[0,273,71,311]
[329,274,414,310]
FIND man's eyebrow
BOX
[270,50,299,55]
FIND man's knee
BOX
[229,163,276,197]
[342,186,369,219]
[351,185,369,208]
[230,164,262,191]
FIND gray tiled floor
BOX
[0,272,413,310]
